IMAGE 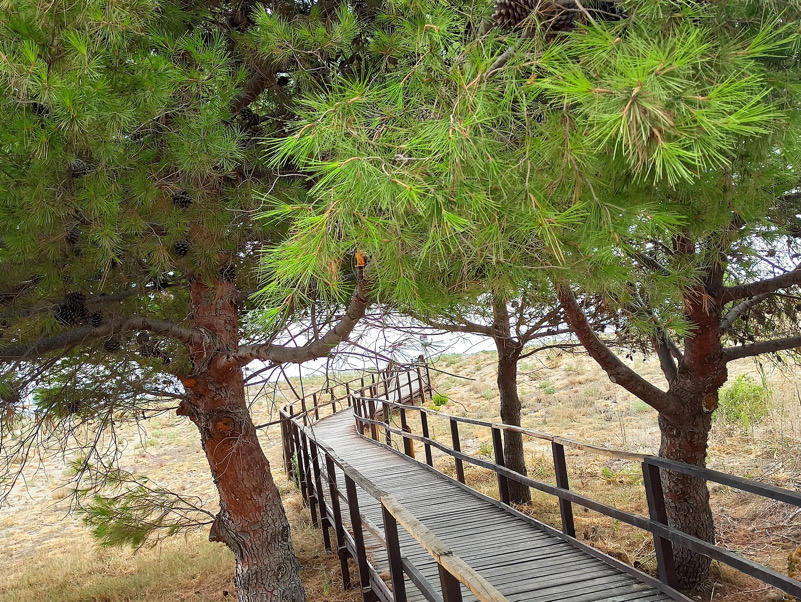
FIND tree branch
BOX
[230,272,371,365]
[723,335,801,362]
[0,317,203,362]
[653,330,678,382]
[720,293,772,332]
[722,264,801,304]
[558,286,680,419]
[409,311,496,338]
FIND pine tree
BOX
[0,2,371,600]
[263,0,801,591]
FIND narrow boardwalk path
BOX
[309,408,677,602]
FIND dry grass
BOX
[0,378,359,602]
[422,351,801,602]
[2,353,799,601]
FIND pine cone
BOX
[220,264,237,283]
[89,312,103,327]
[31,102,49,118]
[65,224,81,245]
[173,240,190,257]
[172,190,193,208]
[493,0,623,32]
[103,337,121,353]
[69,159,92,178]
[55,293,89,326]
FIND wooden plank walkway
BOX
[309,408,678,602]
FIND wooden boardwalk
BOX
[308,408,680,602]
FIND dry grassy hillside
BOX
[422,350,801,602]
[0,380,359,602]
[0,351,798,601]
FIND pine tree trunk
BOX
[496,350,531,505]
[179,279,305,601]
[656,260,727,592]
[657,409,714,591]
[491,296,531,505]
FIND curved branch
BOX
[0,317,203,362]
[723,335,801,362]
[410,311,496,338]
[722,264,801,304]
[558,285,680,419]
[230,273,371,365]
[720,293,772,332]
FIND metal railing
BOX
[349,367,801,600]
[281,364,507,601]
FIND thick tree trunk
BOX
[657,409,715,591]
[496,349,531,505]
[491,296,531,505]
[179,279,305,601]
[656,252,727,592]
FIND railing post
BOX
[424,362,432,395]
[416,366,426,403]
[643,460,678,589]
[281,416,292,476]
[383,400,392,446]
[381,503,408,602]
[292,423,308,502]
[438,565,463,602]
[450,419,465,484]
[300,396,309,426]
[300,431,319,526]
[309,440,332,552]
[400,407,413,457]
[551,442,575,537]
[420,410,433,466]
[396,371,404,405]
[492,427,510,505]
[325,456,352,590]
[368,399,379,441]
[345,475,375,600]
[346,382,352,407]
[331,389,337,414]
[313,392,320,422]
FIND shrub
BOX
[432,393,448,407]
[717,375,771,431]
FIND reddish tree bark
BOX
[178,279,305,601]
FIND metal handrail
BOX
[350,372,801,600]
[282,363,506,601]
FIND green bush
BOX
[432,393,448,407]
[717,375,771,431]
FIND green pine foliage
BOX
[260,0,801,344]
[0,0,297,545]
[0,1,277,382]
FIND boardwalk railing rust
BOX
[347,366,801,600]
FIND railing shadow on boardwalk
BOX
[278,363,801,602]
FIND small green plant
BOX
[479,442,494,459]
[717,374,771,431]
[539,382,556,395]
[481,388,494,400]
[432,393,449,407]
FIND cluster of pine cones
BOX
[493,0,623,32]
[54,293,102,327]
